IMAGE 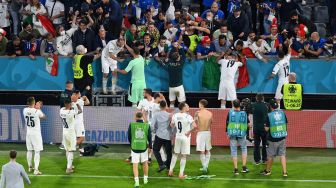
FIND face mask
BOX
[296,37,300,41]
[286,0,291,2]
[169,28,174,32]
[180,27,185,31]
[125,2,130,6]
[206,17,213,21]
[60,31,66,36]
[206,45,210,49]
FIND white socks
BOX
[67,151,74,169]
[112,76,117,93]
[27,151,33,168]
[34,151,40,171]
[170,104,174,108]
[221,104,226,109]
[179,157,186,176]
[205,152,211,169]
[200,153,206,170]
[102,77,108,93]
[169,154,178,172]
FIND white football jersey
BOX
[74,98,84,124]
[172,112,194,138]
[137,98,155,122]
[23,107,44,134]
[102,39,123,58]
[60,105,78,132]
[218,59,243,82]
[272,54,291,82]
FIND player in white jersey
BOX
[60,97,82,174]
[168,102,197,179]
[269,39,293,107]
[72,90,90,153]
[101,37,125,94]
[217,54,243,109]
[23,97,46,175]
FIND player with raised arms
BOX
[23,97,46,175]
[168,102,197,179]
[195,99,213,174]
[72,90,90,154]
[60,97,82,174]
[269,39,293,108]
[217,54,243,109]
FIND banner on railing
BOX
[0,57,335,94]
[0,105,335,148]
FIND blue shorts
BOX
[229,137,247,157]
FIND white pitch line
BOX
[29,175,336,183]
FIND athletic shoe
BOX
[134,181,140,188]
[247,137,254,143]
[34,170,42,175]
[144,178,148,185]
[262,160,267,165]
[178,174,187,179]
[283,172,288,177]
[148,158,152,164]
[59,145,65,150]
[157,165,167,173]
[66,168,74,174]
[234,168,239,175]
[260,170,271,176]
[168,171,174,177]
[255,161,261,166]
[28,167,34,173]
[242,166,249,173]
[72,166,75,170]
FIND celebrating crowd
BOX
[0,0,335,59]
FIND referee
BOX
[150,100,172,172]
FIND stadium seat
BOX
[304,0,315,5]
[315,23,327,38]
[301,6,312,20]
[314,6,329,23]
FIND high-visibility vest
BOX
[73,55,93,79]
[283,83,302,110]
[268,109,288,138]
[130,122,149,151]
[227,110,248,137]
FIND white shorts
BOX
[131,149,148,163]
[75,122,85,137]
[174,136,190,155]
[275,81,288,100]
[196,131,212,152]
[26,133,43,151]
[169,85,186,102]
[102,56,118,74]
[63,131,77,151]
[218,81,237,101]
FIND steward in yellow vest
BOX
[281,72,303,110]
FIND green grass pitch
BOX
[0,144,335,188]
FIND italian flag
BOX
[46,54,58,76]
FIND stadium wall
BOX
[1,105,335,148]
[0,57,336,94]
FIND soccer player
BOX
[168,102,197,179]
[261,99,288,177]
[60,97,82,174]
[226,99,249,175]
[72,90,90,154]
[269,39,293,107]
[128,112,152,188]
[217,54,243,109]
[23,97,46,175]
[101,37,125,94]
[116,45,146,107]
[195,99,213,174]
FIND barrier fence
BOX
[1,105,335,148]
[0,57,335,94]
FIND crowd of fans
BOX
[0,0,335,59]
